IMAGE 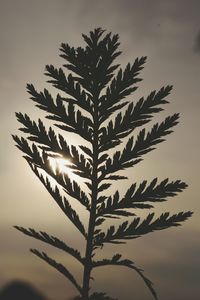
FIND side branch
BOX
[30,164,87,237]
[44,65,93,114]
[31,249,82,294]
[99,56,147,122]
[97,178,187,217]
[14,226,84,265]
[26,84,93,143]
[93,211,193,246]
[92,254,157,300]
[16,113,92,179]
[99,113,180,178]
[99,85,172,152]
[12,135,91,211]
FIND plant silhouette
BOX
[13,28,192,300]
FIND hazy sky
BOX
[1,1,200,300]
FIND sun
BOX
[48,157,73,177]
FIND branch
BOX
[31,249,82,293]
[60,44,93,93]
[93,211,193,246]
[99,86,172,152]
[12,135,91,211]
[96,191,135,220]
[44,64,93,114]
[31,164,87,237]
[99,113,180,178]
[45,168,91,211]
[97,178,187,217]
[14,226,84,265]
[26,84,93,143]
[92,254,157,300]
[16,113,92,179]
[12,135,45,167]
[60,30,121,92]
[99,56,147,123]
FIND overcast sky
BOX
[0,1,200,300]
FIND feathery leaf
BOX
[99,113,180,178]
[97,178,187,216]
[99,56,147,122]
[14,226,84,264]
[31,249,82,293]
[44,64,93,114]
[99,86,172,151]
[94,211,193,246]
[92,255,157,300]
[30,163,90,227]
[26,84,93,143]
[15,113,92,179]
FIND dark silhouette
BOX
[13,28,192,300]
[0,281,46,300]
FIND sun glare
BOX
[48,157,73,177]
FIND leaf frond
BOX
[26,84,93,143]
[97,178,187,216]
[44,64,93,114]
[13,136,90,212]
[92,254,158,300]
[14,226,84,264]
[12,135,45,167]
[99,113,180,178]
[61,29,121,93]
[99,85,172,150]
[15,113,92,179]
[30,249,82,293]
[99,56,147,122]
[30,164,89,236]
[93,211,193,246]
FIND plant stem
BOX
[82,92,99,300]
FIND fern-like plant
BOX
[13,28,192,300]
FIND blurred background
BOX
[0,1,200,299]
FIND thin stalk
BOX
[82,91,99,299]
